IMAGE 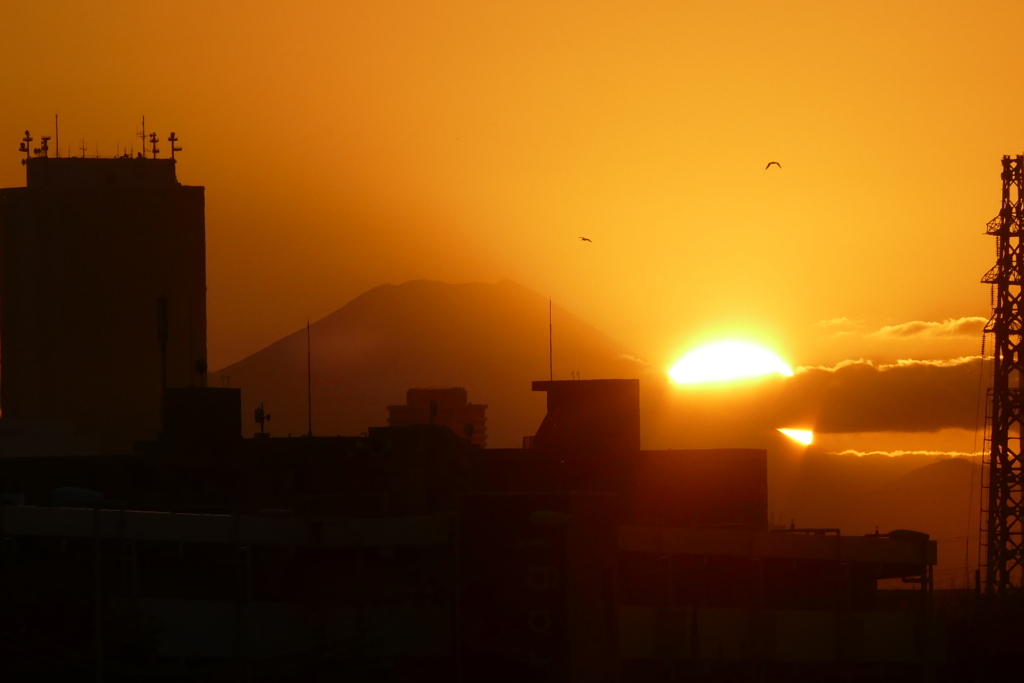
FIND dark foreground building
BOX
[0,380,940,682]
[0,153,206,454]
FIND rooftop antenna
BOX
[157,296,169,393]
[137,116,146,158]
[34,136,51,158]
[149,132,160,158]
[306,318,313,437]
[188,296,194,387]
[19,130,32,165]
[255,403,271,436]
[549,298,553,381]
[167,132,181,160]
[54,115,59,158]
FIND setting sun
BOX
[778,428,814,446]
[668,341,794,385]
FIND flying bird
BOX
[765,161,782,170]
[579,237,592,242]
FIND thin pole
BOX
[549,298,553,381]
[157,296,169,434]
[55,114,59,158]
[94,508,103,683]
[307,318,313,437]
[188,296,194,387]
[157,296,169,394]
[139,116,146,159]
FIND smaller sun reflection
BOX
[778,428,814,446]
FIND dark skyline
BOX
[1,4,1023,675]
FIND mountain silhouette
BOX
[781,454,981,588]
[214,280,647,446]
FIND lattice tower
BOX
[982,154,1024,595]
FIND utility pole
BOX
[307,319,313,437]
[982,154,1024,595]
[137,116,146,158]
[157,295,169,434]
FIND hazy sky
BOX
[2,0,1021,377]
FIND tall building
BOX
[531,378,641,491]
[0,151,206,453]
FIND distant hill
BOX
[214,280,647,446]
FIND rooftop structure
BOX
[387,387,487,447]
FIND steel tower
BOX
[982,154,1024,594]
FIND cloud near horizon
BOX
[783,355,986,433]
[830,449,983,458]
[796,356,984,373]
[813,317,863,329]
[657,355,988,439]
[867,317,986,340]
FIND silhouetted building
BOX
[629,448,768,529]
[162,386,242,446]
[529,378,641,491]
[0,378,940,681]
[0,155,206,453]
[387,387,487,447]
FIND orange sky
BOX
[2,0,1021,379]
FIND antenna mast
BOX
[549,298,553,381]
[137,116,146,158]
[157,295,169,432]
[307,319,313,437]
[168,132,181,160]
[19,131,32,166]
[981,153,1024,595]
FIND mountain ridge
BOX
[215,279,647,446]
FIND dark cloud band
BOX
[650,356,988,438]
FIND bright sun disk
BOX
[668,341,794,385]
[778,429,814,446]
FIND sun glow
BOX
[778,429,814,446]
[668,341,794,385]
